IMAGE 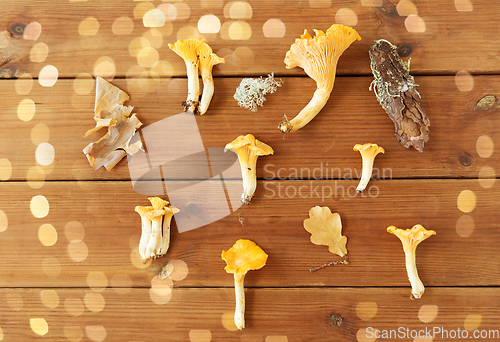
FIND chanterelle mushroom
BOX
[387,224,436,299]
[168,38,204,114]
[135,197,179,260]
[278,24,361,133]
[353,143,385,193]
[197,41,225,115]
[222,239,268,330]
[224,134,274,205]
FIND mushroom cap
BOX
[387,224,436,252]
[353,143,385,156]
[168,38,205,63]
[222,239,268,276]
[135,206,154,216]
[224,134,274,156]
[197,41,225,73]
[148,197,170,211]
[284,24,361,84]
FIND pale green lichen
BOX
[233,73,283,112]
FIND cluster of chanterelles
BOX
[135,197,180,260]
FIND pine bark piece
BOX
[369,39,430,152]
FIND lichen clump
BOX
[234,73,283,112]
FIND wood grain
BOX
[1,76,498,181]
[0,179,497,288]
[0,1,499,78]
[0,287,499,341]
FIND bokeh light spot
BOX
[168,259,189,281]
[225,1,253,19]
[38,223,58,246]
[87,271,108,291]
[78,17,99,36]
[476,135,494,158]
[198,14,221,34]
[335,8,358,26]
[228,21,252,40]
[24,22,42,40]
[30,318,49,336]
[149,276,173,305]
[36,142,55,166]
[31,123,50,145]
[84,293,105,313]
[137,47,159,68]
[455,0,473,11]
[129,37,151,57]
[405,15,426,33]
[15,75,33,95]
[357,328,378,342]
[68,240,89,262]
[64,326,83,342]
[143,9,166,27]
[17,99,36,122]
[455,70,474,92]
[42,257,61,277]
[309,0,331,8]
[356,302,378,321]
[176,25,201,40]
[64,221,85,242]
[233,47,255,67]
[85,325,107,342]
[158,3,177,20]
[189,329,212,342]
[93,56,116,80]
[73,74,94,95]
[418,304,438,323]
[478,166,496,189]
[263,19,286,38]
[112,16,134,35]
[31,195,49,218]
[134,2,155,19]
[110,274,133,295]
[142,29,163,49]
[457,190,477,213]
[39,65,59,87]
[65,298,84,317]
[130,247,152,268]
[40,290,59,309]
[397,0,418,16]
[221,312,238,331]
[456,214,475,238]
[151,60,173,76]
[30,42,49,63]
[0,210,7,232]
[27,166,45,189]
[0,159,12,181]
[464,313,482,331]
[173,2,191,19]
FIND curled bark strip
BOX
[369,39,430,152]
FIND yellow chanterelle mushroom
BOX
[353,143,385,193]
[278,24,361,133]
[222,239,268,330]
[197,41,225,115]
[387,224,436,299]
[225,134,274,205]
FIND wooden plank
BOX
[0,287,499,341]
[1,76,499,181]
[1,1,499,78]
[0,179,498,287]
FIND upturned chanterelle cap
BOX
[222,239,268,277]
[224,134,274,157]
[387,224,436,252]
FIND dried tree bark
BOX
[369,39,430,152]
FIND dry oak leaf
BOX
[303,206,347,257]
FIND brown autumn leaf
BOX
[303,206,347,257]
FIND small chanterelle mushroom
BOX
[353,143,385,193]
[135,197,180,260]
[387,224,436,299]
[168,38,224,115]
[278,24,361,133]
[225,134,274,204]
[222,239,268,330]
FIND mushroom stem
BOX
[405,251,425,299]
[234,273,246,330]
[198,71,214,115]
[278,82,333,133]
[138,216,152,259]
[145,215,163,258]
[185,60,200,113]
[238,155,258,205]
[159,208,179,256]
[357,153,376,193]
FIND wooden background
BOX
[1,0,499,341]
